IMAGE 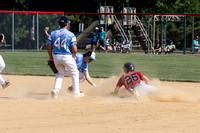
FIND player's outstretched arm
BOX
[83,71,96,87]
[110,86,120,95]
[141,75,150,84]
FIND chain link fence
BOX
[0,11,64,51]
[0,11,199,54]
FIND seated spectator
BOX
[113,40,122,53]
[122,40,131,53]
[105,38,113,53]
[164,40,176,54]
[193,36,200,53]
[152,42,162,54]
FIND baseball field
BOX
[0,51,200,133]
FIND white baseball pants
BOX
[0,55,5,85]
[53,54,80,95]
[134,81,157,96]
[65,68,85,83]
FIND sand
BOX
[0,75,200,133]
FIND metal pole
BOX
[127,4,129,37]
[192,16,194,52]
[104,2,107,32]
[122,3,124,42]
[165,18,167,46]
[12,13,14,52]
[147,16,150,52]
[82,23,84,31]
[183,15,186,54]
[161,16,163,47]
[99,2,101,30]
[32,15,35,50]
[36,13,39,51]
[153,15,155,47]
[33,15,35,27]
[98,2,101,52]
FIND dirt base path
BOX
[0,75,200,133]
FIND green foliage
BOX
[1,0,200,50]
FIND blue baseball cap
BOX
[59,16,70,23]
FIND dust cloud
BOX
[87,77,200,103]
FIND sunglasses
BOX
[89,57,94,61]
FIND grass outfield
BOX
[0,51,200,82]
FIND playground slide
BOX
[105,29,112,39]
[76,19,121,45]
[77,20,99,44]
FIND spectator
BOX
[164,40,176,54]
[122,40,131,53]
[91,27,99,51]
[28,26,35,49]
[0,33,7,48]
[113,40,122,53]
[152,42,162,54]
[40,27,50,51]
[99,27,106,52]
[105,38,113,53]
[193,36,200,53]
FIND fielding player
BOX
[65,51,96,92]
[47,16,83,99]
[111,63,157,99]
[0,55,11,89]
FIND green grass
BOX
[0,51,200,82]
[1,52,52,76]
[91,53,200,82]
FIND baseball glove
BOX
[47,60,58,74]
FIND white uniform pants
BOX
[65,68,85,83]
[53,54,80,94]
[134,81,157,96]
[0,55,5,85]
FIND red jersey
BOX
[116,71,143,89]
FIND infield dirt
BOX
[0,75,200,133]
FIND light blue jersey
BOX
[48,28,76,55]
[76,53,88,72]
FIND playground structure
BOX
[76,3,191,54]
[76,4,153,53]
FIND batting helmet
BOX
[123,63,135,73]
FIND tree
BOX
[1,0,29,10]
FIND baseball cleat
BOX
[74,92,84,98]
[67,86,73,92]
[2,81,11,89]
[133,90,142,101]
[51,90,58,99]
[67,86,84,93]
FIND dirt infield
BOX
[0,75,200,133]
